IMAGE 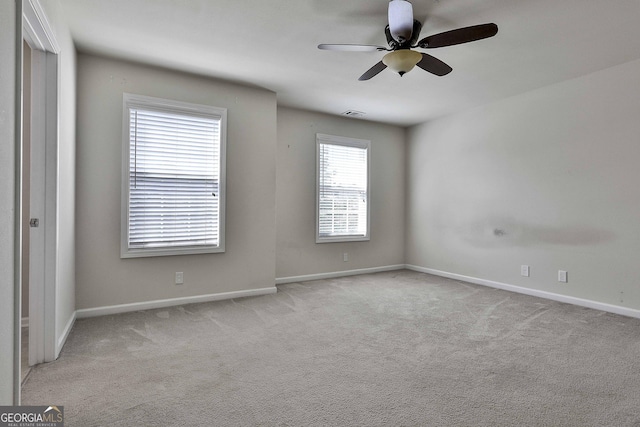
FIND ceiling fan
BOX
[318,0,498,80]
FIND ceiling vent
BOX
[342,110,366,118]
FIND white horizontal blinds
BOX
[318,141,368,237]
[128,107,221,249]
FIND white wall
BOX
[276,108,405,279]
[75,54,277,310]
[407,58,640,311]
[0,0,17,405]
[39,0,77,356]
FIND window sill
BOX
[121,245,225,258]
[316,236,370,244]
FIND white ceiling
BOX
[59,0,640,127]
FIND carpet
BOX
[21,270,640,426]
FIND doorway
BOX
[21,39,32,385]
[17,0,61,404]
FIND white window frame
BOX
[121,93,227,258]
[316,133,371,243]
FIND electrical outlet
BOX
[558,270,568,283]
[343,253,349,262]
[175,272,184,285]
[520,265,530,277]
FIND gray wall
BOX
[75,54,277,310]
[406,58,640,311]
[276,108,405,279]
[0,0,17,405]
[75,58,406,308]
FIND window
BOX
[121,93,226,258]
[316,133,370,243]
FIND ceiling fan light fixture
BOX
[318,2,498,81]
[382,50,421,76]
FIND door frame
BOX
[15,0,60,403]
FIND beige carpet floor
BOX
[22,270,640,426]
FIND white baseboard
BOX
[21,317,29,328]
[75,287,277,319]
[406,264,640,320]
[56,311,76,358]
[276,264,405,285]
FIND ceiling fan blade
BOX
[417,23,498,48]
[358,61,387,81]
[416,53,452,76]
[318,44,387,52]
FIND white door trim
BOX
[42,48,58,362]
[22,0,59,54]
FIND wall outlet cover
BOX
[558,270,568,283]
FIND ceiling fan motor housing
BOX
[388,0,414,43]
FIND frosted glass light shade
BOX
[382,50,422,76]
